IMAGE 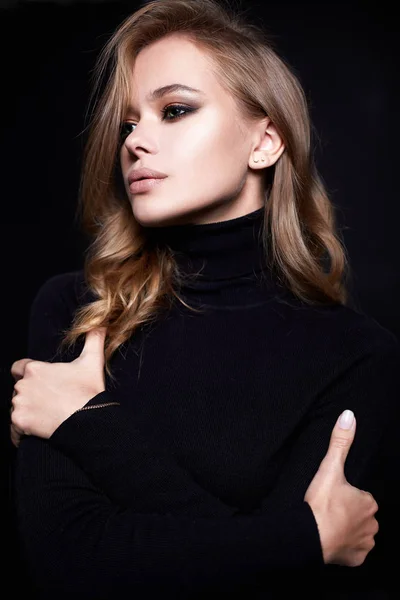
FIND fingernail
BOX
[339,409,354,430]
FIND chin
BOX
[130,202,187,228]
[130,195,220,228]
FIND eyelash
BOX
[119,104,195,143]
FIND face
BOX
[119,34,284,227]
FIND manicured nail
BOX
[339,409,354,430]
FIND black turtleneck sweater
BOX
[13,208,400,599]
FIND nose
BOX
[122,122,157,158]
[124,136,148,158]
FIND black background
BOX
[1,0,399,596]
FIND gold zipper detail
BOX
[75,401,120,413]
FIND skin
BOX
[119,33,285,227]
[10,329,107,445]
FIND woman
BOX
[10,0,399,598]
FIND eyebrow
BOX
[127,83,205,112]
[149,83,204,100]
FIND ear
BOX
[249,117,285,170]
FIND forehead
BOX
[129,34,224,105]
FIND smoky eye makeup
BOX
[118,103,199,144]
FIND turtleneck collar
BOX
[145,206,284,308]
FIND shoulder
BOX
[27,269,93,361]
[30,268,94,317]
[331,305,400,382]
[275,298,400,421]
[275,293,399,363]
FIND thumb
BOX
[322,409,356,477]
[78,327,107,366]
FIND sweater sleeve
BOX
[12,272,324,598]
[14,437,322,598]
[256,324,400,510]
[255,324,400,590]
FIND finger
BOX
[361,490,374,499]
[10,428,19,447]
[321,410,356,475]
[362,490,378,512]
[11,358,35,381]
[78,327,107,364]
[10,424,23,448]
[11,388,18,410]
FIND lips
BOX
[128,177,166,194]
[128,168,168,185]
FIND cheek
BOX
[119,150,129,177]
[198,126,246,188]
[171,119,240,175]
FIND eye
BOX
[161,104,194,121]
[119,104,196,143]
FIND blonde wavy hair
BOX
[60,0,351,382]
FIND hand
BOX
[304,410,379,567]
[10,327,107,447]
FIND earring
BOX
[254,155,266,164]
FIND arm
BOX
[15,437,322,598]
[255,325,400,590]
[257,325,400,511]
[13,273,324,597]
[44,295,400,519]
